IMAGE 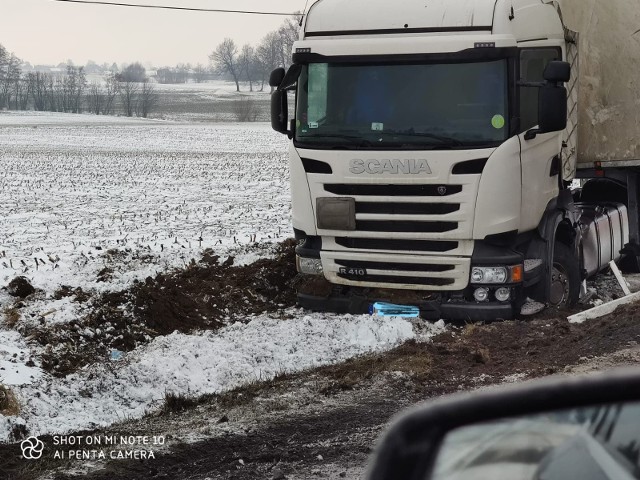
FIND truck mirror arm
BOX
[524,128,542,141]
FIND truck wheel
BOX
[550,242,580,307]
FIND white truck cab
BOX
[270,0,635,321]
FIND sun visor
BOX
[292,35,517,62]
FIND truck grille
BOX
[335,259,455,272]
[305,153,485,290]
[324,184,462,196]
[334,237,459,252]
[337,273,456,286]
[355,220,458,233]
[322,251,470,291]
[356,202,460,215]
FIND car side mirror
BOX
[366,369,640,480]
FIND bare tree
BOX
[119,80,139,117]
[102,73,119,115]
[0,44,9,108]
[67,66,87,113]
[0,44,7,70]
[210,38,241,92]
[257,32,282,92]
[13,77,30,110]
[29,72,48,111]
[239,44,259,92]
[44,74,57,111]
[139,80,158,118]
[88,81,104,115]
[278,16,301,70]
[0,49,21,109]
[193,63,209,83]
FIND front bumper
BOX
[294,238,526,321]
[297,289,516,322]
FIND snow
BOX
[0,113,439,443]
[152,80,270,98]
[0,116,291,298]
[0,330,43,387]
[0,110,162,126]
[0,312,431,441]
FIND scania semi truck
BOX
[269,0,640,321]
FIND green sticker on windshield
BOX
[492,115,505,129]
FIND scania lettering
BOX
[270,0,640,321]
[349,159,432,175]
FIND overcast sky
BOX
[2,0,308,67]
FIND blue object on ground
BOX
[369,302,420,318]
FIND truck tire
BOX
[550,242,580,307]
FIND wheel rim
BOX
[550,263,570,307]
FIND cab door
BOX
[518,47,565,232]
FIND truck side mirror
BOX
[524,61,570,140]
[543,60,571,83]
[538,84,568,133]
[271,89,288,135]
[269,68,286,88]
[270,65,302,136]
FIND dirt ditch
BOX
[10,238,632,377]
[23,239,298,376]
[2,307,639,480]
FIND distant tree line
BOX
[210,15,300,92]
[0,48,158,118]
[156,63,210,84]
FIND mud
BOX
[5,239,640,478]
[27,239,298,376]
[4,306,640,480]
[6,276,36,299]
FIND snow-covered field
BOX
[0,112,440,442]
[0,111,290,294]
[153,79,270,97]
[152,80,272,122]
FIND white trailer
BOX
[269,0,638,321]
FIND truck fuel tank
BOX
[576,202,629,278]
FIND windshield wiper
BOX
[297,133,376,149]
[301,133,362,141]
[381,130,465,147]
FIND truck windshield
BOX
[295,60,508,149]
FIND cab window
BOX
[519,48,562,132]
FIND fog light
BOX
[473,287,489,302]
[495,287,511,302]
[296,256,323,275]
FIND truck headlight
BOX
[296,256,323,275]
[471,265,523,284]
[471,267,508,284]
